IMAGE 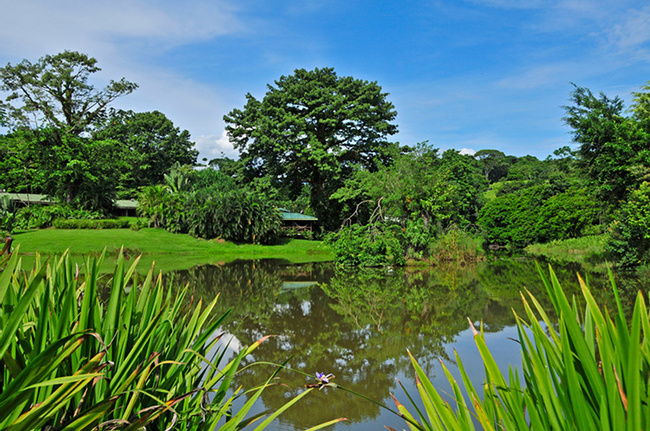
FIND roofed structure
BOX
[278,208,318,232]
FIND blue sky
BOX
[1,0,649,161]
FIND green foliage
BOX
[186,190,281,244]
[474,149,510,182]
[402,218,435,259]
[506,154,547,182]
[479,185,600,248]
[428,225,485,265]
[0,130,46,194]
[332,144,487,264]
[607,181,650,267]
[2,128,125,211]
[224,67,399,228]
[392,265,650,431]
[94,110,198,197]
[325,223,405,266]
[38,129,125,210]
[136,185,178,229]
[190,165,237,195]
[0,50,137,135]
[0,250,331,430]
[52,218,131,229]
[525,234,609,265]
[564,84,650,205]
[14,204,102,229]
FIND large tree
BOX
[224,67,399,228]
[0,50,137,135]
[563,84,649,205]
[0,51,138,207]
[93,109,198,197]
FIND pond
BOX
[163,258,646,431]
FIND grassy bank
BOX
[10,227,334,272]
[524,234,608,265]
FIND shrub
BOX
[137,185,186,231]
[607,181,650,268]
[403,218,435,259]
[391,265,650,430]
[325,223,405,266]
[428,225,484,264]
[14,204,102,229]
[186,190,281,244]
[52,218,131,229]
[479,185,600,248]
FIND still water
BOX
[164,259,644,431]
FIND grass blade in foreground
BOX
[0,250,339,430]
[392,265,650,430]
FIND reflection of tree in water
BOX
[161,258,647,431]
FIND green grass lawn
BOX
[10,228,334,272]
[524,234,609,266]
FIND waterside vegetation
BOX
[3,50,650,269]
[392,265,650,431]
[0,250,343,430]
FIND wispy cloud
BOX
[0,0,242,58]
[466,0,546,9]
[606,5,650,60]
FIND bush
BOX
[607,181,650,267]
[428,225,484,264]
[14,204,102,229]
[52,218,131,229]
[479,185,600,248]
[325,223,405,266]
[186,190,281,244]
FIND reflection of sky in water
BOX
[165,259,641,431]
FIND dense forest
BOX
[1,51,649,267]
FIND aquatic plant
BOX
[0,249,340,430]
[391,265,650,430]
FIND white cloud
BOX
[195,130,236,160]
[495,63,575,90]
[458,148,477,155]
[0,0,246,163]
[466,0,546,9]
[607,5,650,60]
[0,0,242,58]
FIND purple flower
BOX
[315,372,334,385]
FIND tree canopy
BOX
[93,109,198,196]
[0,50,137,135]
[563,84,650,205]
[224,67,399,227]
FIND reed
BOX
[391,264,650,430]
[0,249,339,430]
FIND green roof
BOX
[0,193,50,204]
[1,193,137,209]
[115,199,138,209]
[278,208,318,221]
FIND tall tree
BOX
[474,149,509,182]
[93,109,198,197]
[563,84,649,205]
[224,67,399,228]
[0,50,137,135]
[0,51,138,206]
